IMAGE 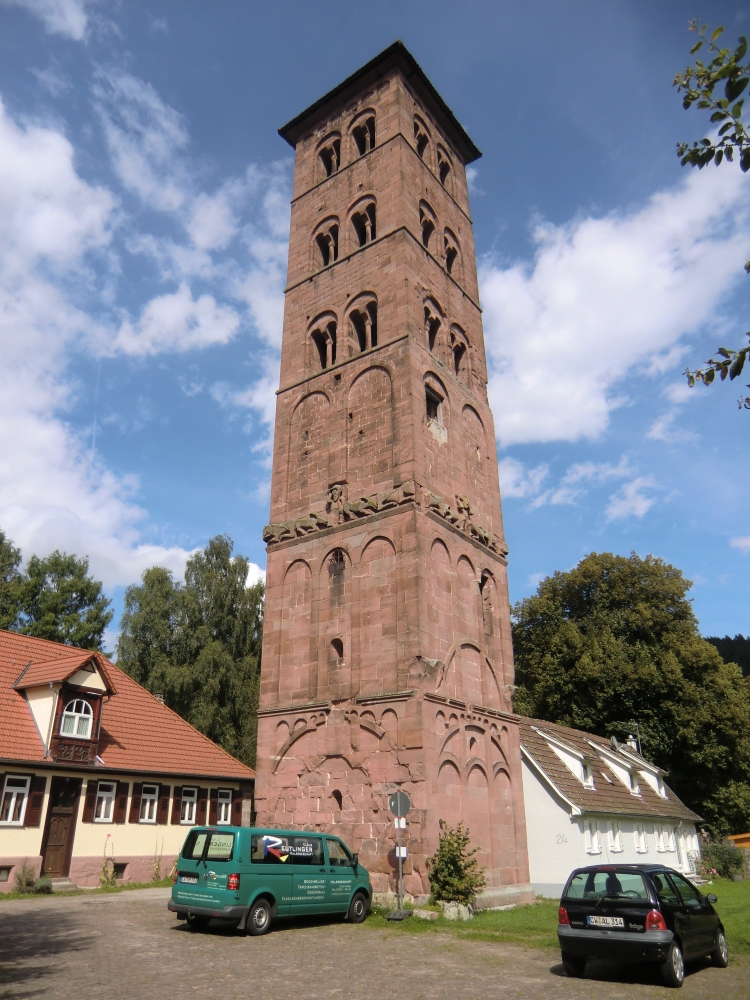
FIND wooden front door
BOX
[40,777,82,878]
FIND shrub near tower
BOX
[255,43,532,906]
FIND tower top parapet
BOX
[278,40,482,165]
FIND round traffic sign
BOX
[389,790,411,817]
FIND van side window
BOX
[327,839,352,867]
[251,833,323,865]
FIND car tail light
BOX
[645,909,667,931]
[173,872,178,884]
[227,873,240,891]
[558,906,570,925]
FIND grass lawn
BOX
[0,878,174,901]
[367,879,750,956]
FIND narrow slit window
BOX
[331,638,344,659]
[414,116,430,159]
[425,385,442,424]
[437,147,452,186]
[419,203,435,250]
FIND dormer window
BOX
[61,699,93,739]
[628,770,640,795]
[582,762,595,789]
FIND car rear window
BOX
[565,870,650,902]
[251,834,324,865]
[182,830,235,861]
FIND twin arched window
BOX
[317,111,377,181]
[60,699,93,739]
[424,297,472,386]
[309,297,378,371]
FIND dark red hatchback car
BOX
[557,864,728,988]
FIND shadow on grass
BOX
[0,903,93,999]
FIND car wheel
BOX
[712,929,729,968]
[186,914,210,930]
[247,898,272,936]
[661,941,685,988]
[347,892,368,923]
[561,953,586,977]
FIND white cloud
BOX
[605,476,658,521]
[480,166,750,447]
[112,282,240,356]
[94,68,190,212]
[499,457,548,499]
[646,410,697,443]
[0,95,196,588]
[2,0,90,39]
[730,536,750,554]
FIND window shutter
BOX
[24,775,47,827]
[208,789,218,825]
[197,787,208,824]
[129,783,143,823]
[114,782,129,824]
[171,787,182,824]
[82,780,98,822]
[231,789,243,826]
[157,785,171,825]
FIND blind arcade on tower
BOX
[256,42,531,904]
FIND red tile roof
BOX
[0,630,254,781]
[13,650,116,692]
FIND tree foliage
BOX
[707,634,750,678]
[0,529,112,650]
[674,22,750,408]
[512,552,750,836]
[425,820,486,906]
[116,535,263,768]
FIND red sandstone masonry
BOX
[257,45,530,900]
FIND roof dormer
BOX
[587,739,642,796]
[534,728,596,789]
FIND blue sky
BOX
[0,0,749,647]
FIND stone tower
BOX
[256,43,531,902]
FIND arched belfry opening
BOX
[257,41,529,907]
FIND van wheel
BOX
[712,929,729,968]
[661,941,685,988]
[247,898,272,936]
[186,914,210,930]
[347,892,368,923]
[561,953,586,977]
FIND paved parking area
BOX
[1,888,748,1000]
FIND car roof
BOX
[188,826,341,837]
[568,864,676,875]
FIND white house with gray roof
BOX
[519,718,701,897]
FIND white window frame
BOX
[94,781,116,823]
[180,787,197,825]
[216,789,232,825]
[608,821,623,852]
[635,824,648,854]
[60,699,93,739]
[667,827,677,852]
[0,775,30,826]
[139,783,158,823]
[584,820,601,855]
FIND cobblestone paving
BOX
[1,889,748,1000]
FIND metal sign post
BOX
[387,791,412,920]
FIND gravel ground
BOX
[1,888,748,1000]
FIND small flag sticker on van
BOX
[263,836,289,862]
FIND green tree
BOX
[116,536,263,768]
[15,550,112,650]
[706,634,750,678]
[674,22,750,408]
[0,529,22,631]
[425,820,487,906]
[512,552,750,835]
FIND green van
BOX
[167,827,371,935]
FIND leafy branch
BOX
[684,333,750,409]
[675,22,750,408]
[674,21,749,171]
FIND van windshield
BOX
[565,870,649,902]
[182,830,235,861]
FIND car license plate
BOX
[587,915,624,928]
[179,875,198,884]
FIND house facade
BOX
[520,718,701,898]
[0,630,254,890]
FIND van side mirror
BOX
[352,853,359,870]
[706,893,717,904]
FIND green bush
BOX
[426,820,486,906]
[699,840,745,879]
[34,878,52,894]
[14,859,37,894]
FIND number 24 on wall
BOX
[556,834,568,844]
